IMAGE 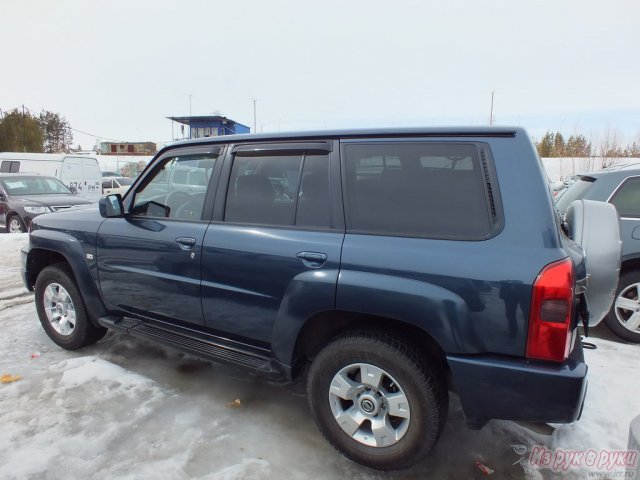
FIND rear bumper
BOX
[447,350,588,425]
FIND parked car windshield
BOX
[555,176,597,213]
[1,176,72,195]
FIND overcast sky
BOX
[2,0,639,149]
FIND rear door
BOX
[80,158,102,200]
[97,146,222,326]
[201,141,344,345]
[60,157,84,194]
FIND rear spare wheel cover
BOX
[565,199,622,326]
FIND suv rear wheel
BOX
[307,331,447,470]
[35,264,108,349]
[606,270,640,343]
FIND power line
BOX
[6,104,122,142]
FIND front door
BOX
[97,146,221,326]
[201,142,344,345]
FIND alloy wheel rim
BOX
[614,282,640,333]
[43,283,76,336]
[328,363,410,447]
[9,218,23,233]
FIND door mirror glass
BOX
[99,194,124,218]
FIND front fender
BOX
[335,271,483,354]
[26,230,107,323]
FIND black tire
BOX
[7,214,26,233]
[605,270,640,343]
[307,331,447,470]
[35,263,107,349]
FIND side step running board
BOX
[98,316,276,374]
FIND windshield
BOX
[1,177,72,195]
[555,176,596,213]
[116,177,134,186]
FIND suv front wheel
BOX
[35,264,108,349]
[307,331,447,470]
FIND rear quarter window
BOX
[610,177,640,217]
[343,142,499,239]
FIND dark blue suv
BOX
[21,127,620,470]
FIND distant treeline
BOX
[0,108,73,153]
[534,130,640,158]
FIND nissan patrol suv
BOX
[21,127,621,470]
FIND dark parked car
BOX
[0,174,93,233]
[21,128,621,470]
[556,164,640,342]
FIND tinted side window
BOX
[611,177,640,217]
[344,143,493,239]
[295,154,330,228]
[132,154,217,220]
[225,154,303,225]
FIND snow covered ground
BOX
[1,233,638,479]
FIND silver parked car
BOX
[556,164,640,342]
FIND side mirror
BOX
[69,186,78,194]
[0,192,5,201]
[99,194,124,218]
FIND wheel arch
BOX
[620,255,640,276]
[24,248,68,289]
[26,231,108,325]
[291,310,451,384]
[6,211,26,231]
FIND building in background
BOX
[100,141,157,156]
[167,115,250,140]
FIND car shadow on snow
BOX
[71,330,564,480]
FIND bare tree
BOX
[598,128,623,168]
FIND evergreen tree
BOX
[552,132,566,157]
[536,131,555,157]
[0,109,43,152]
[566,134,592,157]
[38,110,73,153]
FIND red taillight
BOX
[526,258,574,363]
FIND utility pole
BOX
[252,99,257,134]
[22,105,26,152]
[489,91,495,125]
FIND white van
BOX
[0,152,102,201]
